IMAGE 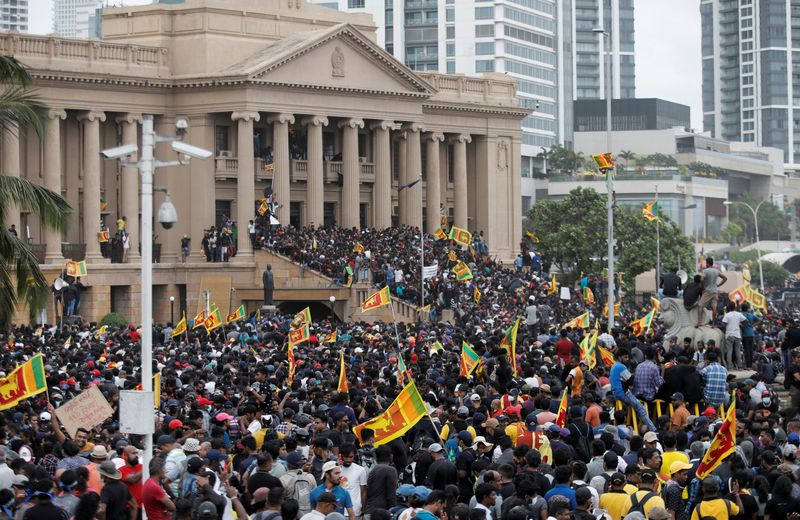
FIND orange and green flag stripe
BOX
[353,381,427,447]
[460,341,480,377]
[0,354,46,411]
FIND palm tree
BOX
[536,147,550,176]
[0,56,71,325]
[618,150,636,168]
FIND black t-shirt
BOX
[22,502,69,520]
[248,469,283,495]
[765,497,800,519]
[100,480,132,520]
[661,273,681,297]
[727,493,758,520]
[788,364,800,391]
[425,458,458,490]
[784,327,800,351]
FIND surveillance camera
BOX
[158,198,178,230]
[171,141,212,160]
[176,117,188,130]
[101,144,138,159]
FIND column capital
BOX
[266,113,295,125]
[338,118,365,129]
[232,111,261,123]
[301,115,329,127]
[425,132,445,142]
[369,120,395,131]
[115,113,143,125]
[78,110,106,123]
[449,133,472,144]
[401,122,423,133]
[47,109,67,121]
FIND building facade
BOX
[574,98,691,132]
[701,0,800,165]
[53,0,102,38]
[0,0,28,32]
[3,0,525,324]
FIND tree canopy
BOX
[728,193,790,242]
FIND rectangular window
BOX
[743,121,755,131]
[475,6,493,19]
[743,110,755,119]
[743,98,754,108]
[446,8,454,22]
[742,75,754,85]
[348,0,365,7]
[475,42,495,55]
[743,86,754,96]
[475,24,494,37]
[446,25,456,38]
[522,195,532,211]
[476,59,495,72]
[741,18,752,28]
[742,52,753,62]
[446,43,455,57]
[446,60,456,73]
[215,126,230,155]
[385,9,393,25]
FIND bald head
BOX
[123,445,140,466]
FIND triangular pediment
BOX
[223,24,434,96]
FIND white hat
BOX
[39,412,51,421]
[322,460,339,474]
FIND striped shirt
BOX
[701,362,728,406]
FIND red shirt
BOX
[119,463,143,505]
[555,338,574,364]
[142,477,171,520]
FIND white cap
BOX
[39,412,51,421]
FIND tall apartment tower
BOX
[0,0,29,32]
[701,0,797,164]
[53,0,102,38]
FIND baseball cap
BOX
[157,435,174,447]
[168,419,184,430]
[215,412,234,422]
[669,461,693,475]
[643,431,659,443]
[610,473,625,486]
[413,486,431,500]
[428,443,444,454]
[285,451,306,469]
[483,418,500,429]
[197,501,217,519]
[670,392,684,401]
[470,394,481,402]
[322,461,339,474]
[397,484,416,498]
[457,431,473,444]
[456,406,469,417]
[640,469,657,482]
[701,407,716,417]
[206,450,227,462]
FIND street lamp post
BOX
[329,295,336,322]
[594,26,615,329]
[724,200,766,293]
[169,296,175,324]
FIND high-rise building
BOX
[53,0,102,38]
[0,0,29,32]
[701,0,798,164]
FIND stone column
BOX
[425,132,444,234]
[79,111,107,262]
[268,113,295,226]
[117,113,142,262]
[232,111,260,260]
[2,123,20,234]
[339,118,364,229]
[43,110,66,263]
[301,115,327,227]
[452,134,471,230]
[403,123,423,230]
[188,115,216,261]
[397,132,407,224]
[370,120,393,229]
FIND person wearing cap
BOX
[97,460,136,520]
[424,442,457,491]
[86,444,110,493]
[300,491,339,520]
[619,469,665,518]
[455,430,476,503]
[142,458,175,520]
[662,461,692,520]
[525,295,538,337]
[309,461,354,520]
[670,392,690,432]
[690,476,741,520]
[279,450,317,518]
[597,472,629,520]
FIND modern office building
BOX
[53,0,102,38]
[574,98,691,132]
[0,0,28,32]
[701,0,799,165]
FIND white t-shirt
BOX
[722,311,746,339]
[300,511,326,520]
[339,462,367,516]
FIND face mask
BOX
[703,441,711,450]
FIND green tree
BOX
[618,150,636,174]
[719,221,744,245]
[750,260,790,289]
[728,193,789,242]
[0,56,71,325]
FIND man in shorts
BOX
[695,257,727,327]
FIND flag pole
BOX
[389,294,402,352]
[655,185,660,296]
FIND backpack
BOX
[628,491,656,515]
[693,499,731,520]
[252,513,282,520]
[284,472,312,516]
[569,423,592,463]
[598,473,612,493]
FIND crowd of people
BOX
[2,224,800,520]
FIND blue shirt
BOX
[544,483,577,509]
[742,312,756,338]
[309,485,352,514]
[609,361,631,399]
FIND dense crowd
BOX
[2,226,800,520]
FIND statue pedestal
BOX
[261,305,277,319]
[440,309,455,324]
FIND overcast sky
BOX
[27,0,703,129]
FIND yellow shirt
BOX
[689,498,740,520]
[620,490,666,518]
[598,491,629,520]
[661,450,690,476]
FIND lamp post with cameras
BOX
[101,114,211,483]
[724,199,766,293]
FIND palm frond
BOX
[0,175,72,234]
[0,56,34,87]
[0,227,47,326]
[0,86,47,137]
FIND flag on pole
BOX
[597,343,615,368]
[500,319,520,376]
[695,397,736,479]
[226,305,245,324]
[288,324,310,348]
[192,310,206,329]
[353,242,365,254]
[748,288,767,312]
[449,226,473,247]
[554,388,569,427]
[460,341,481,377]
[172,314,187,337]
[603,303,620,317]
[94,325,108,339]
[258,201,268,216]
[323,330,338,344]
[337,351,348,393]
[563,312,591,330]
[0,354,47,411]
[526,231,540,243]
[452,261,473,281]
[642,201,659,221]
[448,250,458,262]
[294,307,312,328]
[434,228,448,240]
[65,260,87,277]
[396,354,408,385]
[473,285,481,304]
[650,297,660,313]
[361,286,391,312]
[592,152,615,170]
[97,230,109,243]
[430,341,444,354]
[579,333,591,365]
[728,284,749,304]
[352,381,427,447]
[586,329,598,369]
[287,345,296,384]
[63,336,71,348]
[203,308,223,333]
[630,309,656,336]
[583,287,595,305]
[547,275,557,296]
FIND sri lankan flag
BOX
[353,242,365,254]
[226,305,245,324]
[66,260,87,277]
[500,319,520,376]
[460,341,481,377]
[97,230,109,243]
[192,310,206,329]
[586,329,598,369]
[592,152,615,170]
[642,201,659,221]
[430,341,444,354]
[293,307,312,328]
[258,200,268,216]
[473,285,481,304]
[597,344,615,368]
[650,297,660,313]
[203,308,223,333]
[554,388,569,427]
[337,351,348,393]
[748,288,767,312]
[434,228,448,240]
[361,286,391,312]
[94,325,108,339]
[728,284,749,304]
[352,381,427,447]
[563,312,591,330]
[579,333,591,366]
[696,397,736,479]
[448,250,458,262]
[0,355,47,411]
[602,303,620,318]
[171,314,187,337]
[452,261,473,282]
[288,345,296,384]
[630,308,655,336]
[288,324,310,348]
[449,226,472,247]
[526,231,540,243]
[583,287,595,305]
[547,275,557,296]
[323,330,338,344]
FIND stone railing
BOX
[325,161,342,183]
[360,162,375,182]
[418,72,519,107]
[215,156,273,180]
[291,159,308,181]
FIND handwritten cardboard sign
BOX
[54,385,114,438]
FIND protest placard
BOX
[54,385,113,438]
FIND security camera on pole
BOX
[101,115,211,485]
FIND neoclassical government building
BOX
[5,0,526,323]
